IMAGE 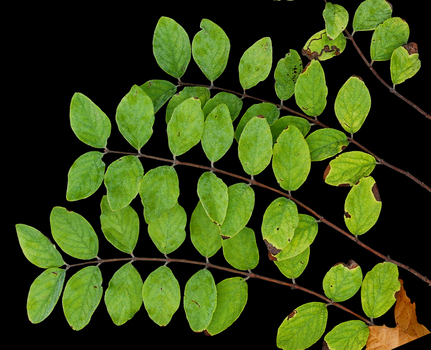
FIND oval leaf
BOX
[324,320,370,350]
[153,16,191,79]
[323,260,363,302]
[142,265,181,326]
[239,37,272,91]
[140,79,177,113]
[323,2,349,40]
[222,227,259,271]
[390,44,421,86]
[302,29,346,61]
[274,49,303,101]
[352,0,393,32]
[274,246,310,279]
[306,128,349,161]
[62,266,103,331]
[27,268,66,323]
[192,18,230,83]
[202,91,243,122]
[16,224,64,268]
[70,93,111,148]
[50,207,99,260]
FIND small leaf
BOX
[277,302,328,350]
[190,201,222,258]
[222,227,259,271]
[140,79,177,113]
[197,171,229,226]
[323,151,376,187]
[262,197,299,252]
[306,128,349,161]
[100,195,139,254]
[274,49,303,101]
[104,155,144,211]
[324,320,370,350]
[148,202,187,255]
[192,18,230,83]
[142,265,181,327]
[323,260,363,302]
[105,263,143,326]
[238,116,273,176]
[184,269,217,332]
[295,59,328,117]
[116,85,154,151]
[323,2,349,40]
[139,165,179,224]
[70,93,111,148]
[344,176,382,235]
[270,116,311,144]
[352,0,393,32]
[62,266,103,331]
[16,224,64,268]
[370,17,409,62]
[50,207,98,260]
[361,262,401,319]
[390,44,421,86]
[167,97,204,156]
[302,29,346,61]
[205,277,248,336]
[201,104,234,163]
[153,16,191,79]
[272,125,311,192]
[66,151,105,201]
[334,76,371,134]
[165,86,210,124]
[202,91,243,122]
[239,37,272,91]
[274,246,310,279]
[27,268,66,323]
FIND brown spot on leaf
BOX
[287,310,297,319]
[52,271,58,276]
[344,211,351,218]
[403,42,418,55]
[323,164,331,181]
[338,183,351,187]
[322,340,330,350]
[204,330,211,336]
[221,235,230,240]
[268,251,278,261]
[352,74,363,81]
[347,260,359,269]
[341,145,347,151]
[264,239,282,256]
[256,115,265,119]
[372,183,381,202]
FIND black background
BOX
[7,1,430,349]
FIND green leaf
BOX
[142,266,181,326]
[323,260,363,302]
[274,49,303,101]
[184,269,217,332]
[334,76,371,134]
[323,2,349,40]
[16,224,64,268]
[324,320,370,350]
[235,102,280,141]
[239,37,272,91]
[139,165,179,224]
[272,125,311,192]
[390,44,421,86]
[274,214,318,261]
[277,302,328,350]
[153,16,191,79]
[344,176,382,236]
[274,246,310,279]
[352,0,393,32]
[116,85,154,151]
[27,268,66,323]
[148,202,187,255]
[370,17,409,62]
[270,116,311,144]
[219,183,255,239]
[50,207,98,260]
[302,29,346,61]
[167,97,204,156]
[104,155,144,211]
[62,266,103,331]
[140,79,177,113]
[190,201,222,258]
[361,262,400,319]
[205,277,248,336]
[197,171,229,226]
[70,93,111,148]
[222,227,259,271]
[165,86,210,124]
[100,195,139,255]
[238,116,273,176]
[202,91,243,122]
[323,151,376,187]
[66,151,105,202]
[104,263,143,326]
[192,18,230,83]
[201,104,234,164]
[262,197,299,254]
[294,59,328,117]
[306,128,349,162]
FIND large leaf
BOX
[323,2,349,40]
[302,29,346,61]
[222,227,259,271]
[324,320,369,350]
[390,44,421,86]
[352,0,393,32]
[323,260,363,302]
[274,49,303,101]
